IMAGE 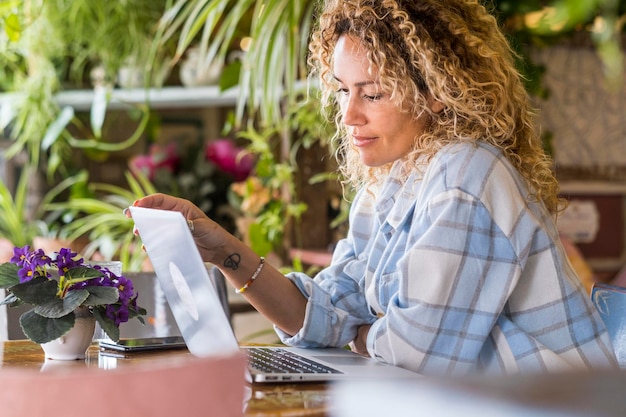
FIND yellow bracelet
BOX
[235,257,265,294]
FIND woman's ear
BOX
[428,97,445,113]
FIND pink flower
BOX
[129,154,157,180]
[129,143,180,180]
[150,143,180,173]
[205,139,254,181]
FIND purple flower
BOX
[17,269,33,282]
[105,304,130,326]
[10,245,31,267]
[55,248,84,277]
[71,264,137,325]
[112,275,135,303]
[11,246,52,283]
[90,265,116,284]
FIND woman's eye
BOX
[364,94,382,101]
[335,87,349,95]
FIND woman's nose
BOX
[341,96,365,126]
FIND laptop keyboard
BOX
[246,347,342,374]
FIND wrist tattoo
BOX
[223,253,241,270]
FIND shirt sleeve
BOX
[275,235,377,348]
[275,186,383,347]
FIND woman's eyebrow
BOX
[332,75,377,88]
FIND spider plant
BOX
[0,0,172,179]
[43,170,157,272]
[156,0,316,129]
[0,166,38,247]
[155,0,625,129]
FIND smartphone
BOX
[99,336,187,352]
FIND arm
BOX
[131,194,307,336]
[275,187,382,349]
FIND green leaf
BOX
[0,166,32,246]
[9,277,58,305]
[5,13,22,42]
[41,106,74,151]
[19,310,75,344]
[248,221,273,257]
[219,60,241,91]
[65,266,104,284]
[129,304,148,322]
[93,307,120,342]
[0,263,19,288]
[90,86,109,138]
[0,292,20,306]
[82,286,119,306]
[34,289,89,319]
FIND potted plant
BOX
[0,245,146,359]
[42,169,157,272]
[228,96,333,262]
[0,1,176,253]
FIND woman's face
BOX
[333,35,434,167]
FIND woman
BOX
[130,0,617,375]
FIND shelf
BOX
[0,85,239,112]
[61,85,239,111]
[560,181,626,195]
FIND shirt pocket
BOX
[367,270,400,317]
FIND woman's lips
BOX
[352,135,377,147]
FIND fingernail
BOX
[122,207,129,216]
[133,226,139,236]
[132,199,139,207]
[141,244,146,252]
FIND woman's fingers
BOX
[132,193,205,221]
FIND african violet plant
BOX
[0,246,146,344]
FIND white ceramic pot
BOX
[117,66,145,89]
[40,307,96,360]
[179,47,223,87]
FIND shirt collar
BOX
[374,159,425,231]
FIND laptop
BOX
[128,206,420,383]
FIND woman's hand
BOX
[128,193,308,335]
[131,193,205,220]
[127,193,230,264]
[349,324,372,357]
[126,194,308,336]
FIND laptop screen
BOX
[129,206,240,357]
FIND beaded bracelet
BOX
[235,257,265,294]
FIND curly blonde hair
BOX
[308,0,563,214]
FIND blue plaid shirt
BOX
[277,142,617,375]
